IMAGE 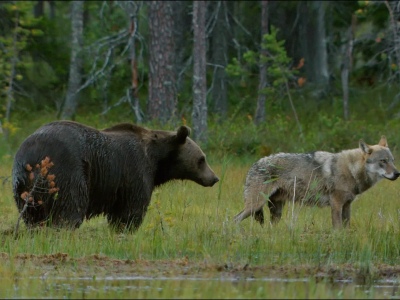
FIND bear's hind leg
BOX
[47,178,89,229]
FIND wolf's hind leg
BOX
[268,200,284,224]
[254,209,264,225]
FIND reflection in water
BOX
[4,276,400,299]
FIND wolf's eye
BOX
[380,159,387,163]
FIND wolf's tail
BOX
[233,210,246,223]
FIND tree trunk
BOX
[4,7,18,141]
[385,1,400,81]
[192,1,208,143]
[33,0,44,18]
[313,1,329,87]
[172,1,188,93]
[341,14,356,121]
[255,1,269,125]
[147,1,176,124]
[127,2,143,123]
[211,1,228,119]
[62,1,84,120]
[303,1,329,88]
[299,1,310,78]
[49,1,55,20]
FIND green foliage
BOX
[0,1,42,133]
[227,25,299,105]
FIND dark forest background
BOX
[1,1,400,158]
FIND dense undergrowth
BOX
[2,83,400,160]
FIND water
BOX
[3,275,400,299]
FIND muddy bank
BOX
[0,252,399,283]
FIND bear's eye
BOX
[198,157,205,166]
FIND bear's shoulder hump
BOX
[101,123,149,137]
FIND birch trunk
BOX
[61,1,84,120]
[341,15,356,121]
[192,1,208,143]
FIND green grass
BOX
[2,157,400,265]
[2,115,400,298]
[1,155,400,298]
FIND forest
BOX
[1,1,400,299]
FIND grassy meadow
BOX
[1,115,400,298]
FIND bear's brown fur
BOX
[12,121,219,230]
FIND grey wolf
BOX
[233,136,399,228]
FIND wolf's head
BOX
[360,135,400,181]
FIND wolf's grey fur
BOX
[233,136,400,228]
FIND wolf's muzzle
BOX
[386,171,400,181]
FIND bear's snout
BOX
[203,175,219,187]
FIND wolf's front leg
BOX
[342,201,352,227]
[329,193,343,229]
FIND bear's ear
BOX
[359,139,372,154]
[176,126,191,144]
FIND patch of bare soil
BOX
[0,252,399,283]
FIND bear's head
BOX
[152,126,219,187]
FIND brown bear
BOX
[12,120,219,231]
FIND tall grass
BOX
[1,157,400,268]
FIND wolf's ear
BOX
[378,135,388,147]
[176,126,191,144]
[359,140,372,154]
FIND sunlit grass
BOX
[1,157,400,267]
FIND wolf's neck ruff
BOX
[338,148,378,195]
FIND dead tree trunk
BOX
[341,14,356,121]
[147,1,176,124]
[211,1,228,119]
[61,1,84,120]
[255,0,269,125]
[127,2,143,123]
[192,0,208,143]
